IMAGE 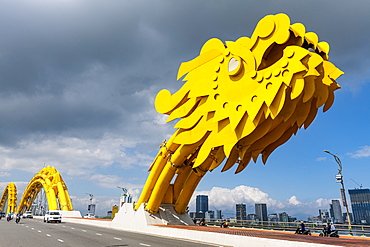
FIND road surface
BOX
[0,217,219,247]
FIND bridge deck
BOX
[157,225,370,247]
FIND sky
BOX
[0,0,370,220]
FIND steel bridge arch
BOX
[17,166,73,213]
[0,182,17,214]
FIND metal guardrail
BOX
[196,219,370,237]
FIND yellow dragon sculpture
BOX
[135,13,343,214]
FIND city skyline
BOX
[192,193,363,224]
[1,1,370,218]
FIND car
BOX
[44,210,62,223]
[22,211,33,218]
[83,213,96,218]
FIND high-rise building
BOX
[196,195,209,213]
[255,203,268,222]
[330,199,343,223]
[348,188,370,224]
[236,203,247,221]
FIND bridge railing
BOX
[197,218,370,237]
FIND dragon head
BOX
[155,13,343,174]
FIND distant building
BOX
[279,212,289,222]
[343,212,353,223]
[330,200,343,223]
[255,203,268,222]
[215,210,222,220]
[307,216,320,223]
[348,188,370,224]
[190,212,205,219]
[228,217,237,223]
[268,213,278,222]
[247,213,257,221]
[236,204,247,221]
[189,212,196,219]
[88,204,96,215]
[319,209,329,223]
[288,216,297,222]
[205,210,214,220]
[196,195,209,213]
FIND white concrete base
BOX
[111,203,194,230]
[60,210,82,218]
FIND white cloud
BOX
[288,196,302,205]
[348,145,370,158]
[316,157,327,161]
[0,134,154,176]
[87,174,141,191]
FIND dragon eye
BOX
[228,57,243,76]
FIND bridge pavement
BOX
[61,216,370,247]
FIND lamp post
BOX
[324,150,352,235]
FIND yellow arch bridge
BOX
[0,166,73,214]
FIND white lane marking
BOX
[62,226,66,227]
[31,228,34,230]
[96,233,102,236]
[140,244,151,247]
[38,230,42,233]
[82,230,87,232]
[57,239,64,243]
[71,227,75,230]
[114,237,122,240]
[26,226,29,228]
[46,234,51,237]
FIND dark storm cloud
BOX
[0,0,368,147]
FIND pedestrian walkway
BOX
[159,225,370,247]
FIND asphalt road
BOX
[0,217,219,247]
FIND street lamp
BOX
[324,150,352,235]
[117,186,128,195]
